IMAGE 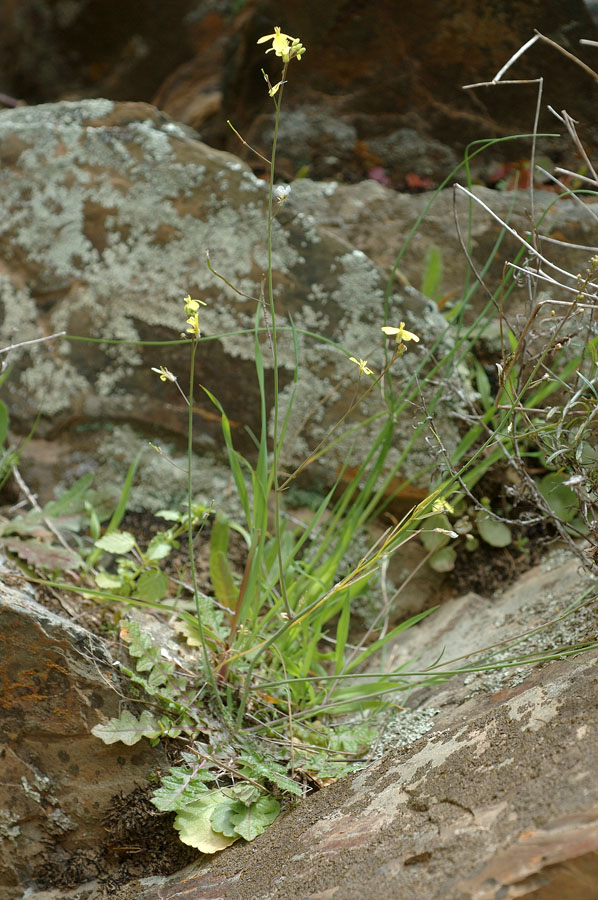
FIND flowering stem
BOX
[266,64,293,621]
[186,336,225,713]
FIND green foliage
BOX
[0,369,21,489]
[0,473,115,572]
[91,708,164,745]
[173,788,279,852]
[538,473,578,524]
[420,245,444,301]
[11,29,598,861]
[476,511,512,548]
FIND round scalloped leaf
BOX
[428,546,457,572]
[476,513,512,547]
[174,794,238,852]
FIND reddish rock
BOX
[0,557,177,899]
[0,0,201,105]
[1,2,596,186]
[166,0,598,184]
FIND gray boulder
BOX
[0,100,453,510]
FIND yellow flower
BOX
[431,498,454,514]
[257,27,306,63]
[186,314,201,337]
[151,365,176,383]
[182,294,206,337]
[258,26,293,54]
[184,294,206,316]
[381,322,420,344]
[349,356,374,376]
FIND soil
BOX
[32,784,196,895]
[447,512,560,596]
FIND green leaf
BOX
[86,501,101,541]
[95,571,124,590]
[145,534,173,561]
[134,568,169,603]
[91,708,161,746]
[238,753,303,796]
[147,658,174,691]
[429,545,457,572]
[151,766,212,812]
[538,473,578,523]
[211,798,244,838]
[173,792,238,852]
[474,361,493,411]
[476,512,512,547]
[226,783,262,805]
[43,473,95,518]
[174,618,205,648]
[420,245,443,300]
[0,400,8,447]
[120,620,160,672]
[209,515,239,612]
[155,509,181,521]
[94,531,136,554]
[230,796,280,842]
[420,514,452,552]
[2,536,83,571]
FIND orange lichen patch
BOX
[0,644,76,714]
[0,662,49,708]
[47,660,70,677]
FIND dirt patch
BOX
[32,784,196,896]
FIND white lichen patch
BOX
[0,277,38,346]
[0,810,20,841]
[86,424,246,515]
[20,355,90,416]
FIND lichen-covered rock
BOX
[285,178,598,317]
[0,556,171,899]
[0,100,455,508]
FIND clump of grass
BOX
[3,26,598,857]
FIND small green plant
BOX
[7,26,597,862]
[0,473,111,573]
[84,26,463,852]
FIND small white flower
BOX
[274,184,291,203]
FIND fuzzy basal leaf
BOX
[91,708,161,746]
[151,765,212,812]
[94,530,136,554]
[173,793,238,852]
[231,796,280,842]
[2,536,83,571]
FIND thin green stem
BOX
[266,65,292,623]
[186,337,226,715]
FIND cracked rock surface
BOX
[0,557,169,898]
